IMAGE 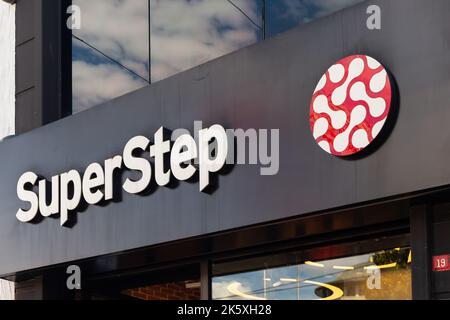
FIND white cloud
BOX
[72,60,146,113]
[71,1,364,112]
[73,0,260,79]
[72,0,261,111]
[150,0,260,81]
[73,0,150,67]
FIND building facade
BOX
[0,0,449,300]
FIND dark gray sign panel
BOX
[1,0,450,276]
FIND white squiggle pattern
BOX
[370,69,387,93]
[329,64,345,83]
[367,56,381,69]
[331,58,364,106]
[313,118,329,139]
[372,118,386,138]
[318,140,331,153]
[352,129,370,149]
[350,82,386,117]
[310,55,392,156]
[333,105,367,152]
[313,95,347,130]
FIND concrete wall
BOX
[0,1,15,140]
[0,279,14,300]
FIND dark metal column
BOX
[410,204,433,300]
[200,261,212,301]
[15,0,72,134]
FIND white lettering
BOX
[198,125,229,192]
[171,134,198,181]
[82,163,105,205]
[16,172,39,223]
[104,156,123,201]
[39,176,59,217]
[150,127,171,187]
[123,136,151,194]
[60,170,82,226]
[16,124,238,226]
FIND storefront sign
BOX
[16,124,229,226]
[432,255,450,272]
[309,55,392,156]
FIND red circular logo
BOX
[310,55,392,156]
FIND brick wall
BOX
[123,282,200,300]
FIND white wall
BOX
[0,3,15,298]
[0,2,15,140]
[0,279,14,300]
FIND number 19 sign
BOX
[433,255,450,272]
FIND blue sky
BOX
[71,0,365,112]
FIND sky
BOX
[71,0,364,113]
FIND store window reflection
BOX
[212,241,412,300]
[265,0,365,38]
[71,0,366,113]
[72,0,150,113]
[72,38,148,113]
[150,0,263,83]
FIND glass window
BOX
[150,0,263,83]
[212,236,412,300]
[70,0,367,113]
[72,0,150,113]
[266,0,366,38]
[72,37,148,113]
